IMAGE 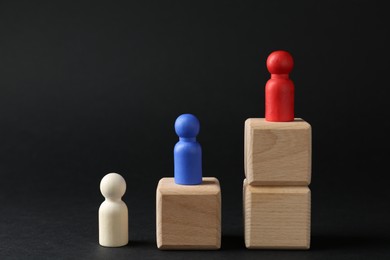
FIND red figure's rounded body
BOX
[265,50,294,122]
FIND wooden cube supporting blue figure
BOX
[174,114,202,185]
[156,114,221,250]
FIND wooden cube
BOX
[156,177,221,250]
[243,179,311,249]
[245,118,311,186]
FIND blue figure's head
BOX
[175,114,200,138]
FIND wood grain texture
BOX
[244,118,311,186]
[156,177,221,250]
[243,179,311,249]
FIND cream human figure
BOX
[99,173,128,247]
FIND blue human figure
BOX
[174,114,202,185]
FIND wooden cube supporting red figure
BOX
[244,118,311,186]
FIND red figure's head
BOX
[266,50,294,75]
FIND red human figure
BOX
[265,50,294,122]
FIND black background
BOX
[1,1,390,259]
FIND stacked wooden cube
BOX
[243,118,312,249]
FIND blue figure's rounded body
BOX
[174,114,202,185]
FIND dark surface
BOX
[1,1,390,259]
